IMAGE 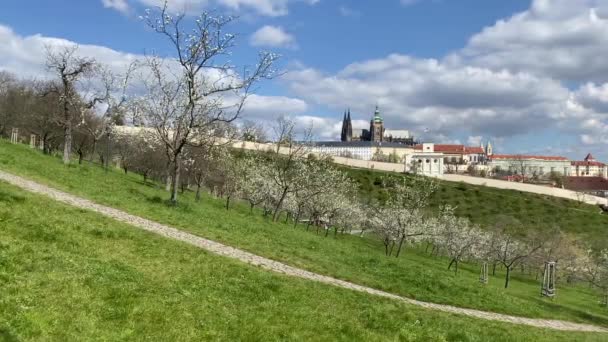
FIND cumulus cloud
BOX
[458,0,608,82]
[0,23,305,122]
[102,0,130,13]
[241,94,307,119]
[282,53,570,139]
[250,25,296,48]
[134,0,317,17]
[0,24,139,79]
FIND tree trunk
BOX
[78,151,84,164]
[272,187,289,222]
[170,159,180,204]
[504,266,511,289]
[225,196,231,210]
[250,202,255,213]
[448,258,456,271]
[63,122,71,165]
[195,184,202,202]
[395,237,406,258]
[492,262,497,276]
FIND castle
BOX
[340,106,413,144]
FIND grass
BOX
[2,183,606,341]
[1,140,607,329]
[344,167,608,250]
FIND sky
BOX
[1,0,608,160]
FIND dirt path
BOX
[1,169,606,333]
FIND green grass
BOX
[344,167,608,250]
[1,140,608,329]
[1,181,607,341]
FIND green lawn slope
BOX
[344,167,608,250]
[2,182,605,341]
[1,140,607,329]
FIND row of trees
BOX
[1,1,606,306]
[108,124,608,301]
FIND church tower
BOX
[369,106,384,142]
[346,109,353,141]
[485,141,493,157]
[340,109,353,142]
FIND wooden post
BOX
[541,261,556,297]
[479,262,489,284]
[10,128,19,143]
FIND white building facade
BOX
[405,143,444,176]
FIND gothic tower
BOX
[340,110,347,142]
[485,141,493,156]
[346,109,353,142]
[340,109,353,142]
[369,106,384,142]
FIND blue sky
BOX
[1,0,608,160]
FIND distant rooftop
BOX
[312,141,415,148]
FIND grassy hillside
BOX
[2,182,605,341]
[1,140,607,329]
[344,167,608,249]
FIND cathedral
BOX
[340,106,413,145]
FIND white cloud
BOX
[102,0,130,13]
[134,0,318,17]
[241,94,307,119]
[0,23,307,124]
[283,54,569,138]
[458,0,608,82]
[250,25,296,48]
[0,25,139,79]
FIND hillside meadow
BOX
[0,140,607,329]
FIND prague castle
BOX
[340,106,413,144]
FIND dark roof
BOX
[312,141,415,148]
[564,177,608,191]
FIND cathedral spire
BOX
[341,109,351,142]
[345,108,353,141]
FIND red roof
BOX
[564,177,608,191]
[571,161,606,167]
[572,153,606,167]
[465,146,485,154]
[414,144,485,154]
[490,154,569,161]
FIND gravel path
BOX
[1,169,606,333]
